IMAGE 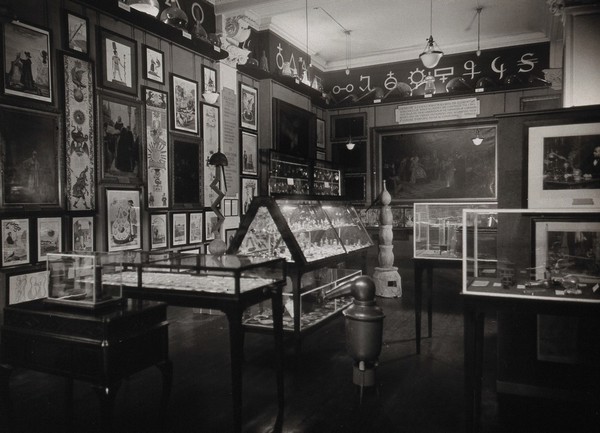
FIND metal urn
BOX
[323,275,385,399]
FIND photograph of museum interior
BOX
[0,0,599,432]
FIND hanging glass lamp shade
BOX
[127,0,160,17]
[160,1,188,30]
[419,36,443,69]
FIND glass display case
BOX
[268,151,310,195]
[313,160,341,196]
[414,202,497,259]
[462,208,600,302]
[45,252,124,309]
[228,197,373,346]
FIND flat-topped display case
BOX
[228,197,373,349]
[462,208,600,302]
[414,202,497,260]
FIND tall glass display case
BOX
[313,160,341,196]
[228,196,373,350]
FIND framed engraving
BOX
[172,212,187,246]
[106,188,141,252]
[63,10,89,54]
[97,27,137,96]
[170,73,198,134]
[150,213,168,249]
[142,45,164,84]
[241,131,258,175]
[144,87,169,208]
[37,217,62,261]
[240,82,257,131]
[189,212,203,244]
[72,215,94,252]
[1,218,29,267]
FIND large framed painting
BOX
[172,213,187,246]
[240,83,257,131]
[241,177,258,215]
[2,20,52,103]
[62,52,95,211]
[63,9,89,54]
[97,27,137,96]
[99,93,143,183]
[105,188,141,252]
[72,215,94,252]
[37,217,62,261]
[189,212,203,244]
[170,73,198,134]
[144,87,169,208]
[527,122,600,210]
[378,124,497,202]
[1,218,29,267]
[273,98,315,158]
[241,131,258,175]
[171,136,202,208]
[202,104,220,207]
[150,213,168,249]
[142,45,164,84]
[331,113,367,141]
[0,106,61,208]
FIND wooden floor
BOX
[1,265,599,433]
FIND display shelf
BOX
[313,160,341,196]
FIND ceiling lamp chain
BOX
[419,0,444,69]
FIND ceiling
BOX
[214,0,556,72]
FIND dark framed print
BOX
[170,73,198,134]
[316,150,326,161]
[2,20,52,103]
[202,104,220,207]
[172,212,187,246]
[142,44,164,84]
[273,98,315,158]
[62,52,95,211]
[171,136,202,208]
[189,212,203,244]
[225,228,236,250]
[72,215,94,252]
[240,82,257,131]
[316,118,326,149]
[106,188,141,252]
[3,265,48,305]
[202,65,217,98]
[331,113,367,141]
[63,10,89,54]
[1,218,30,267]
[204,211,217,241]
[241,131,258,175]
[241,177,258,215]
[97,27,137,96]
[378,124,497,202]
[527,122,600,210]
[150,213,168,249]
[144,86,169,208]
[99,93,143,183]
[0,106,61,208]
[37,217,62,261]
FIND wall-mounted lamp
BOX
[472,130,483,146]
[346,137,356,150]
[127,0,160,17]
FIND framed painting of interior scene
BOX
[527,122,600,210]
[0,106,61,208]
[379,125,497,202]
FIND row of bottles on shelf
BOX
[269,158,341,196]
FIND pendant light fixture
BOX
[472,129,483,146]
[346,137,356,150]
[419,0,444,69]
[127,0,160,17]
[314,6,351,75]
[475,5,483,56]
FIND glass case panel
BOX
[46,252,123,309]
[237,205,293,261]
[414,202,497,259]
[269,154,310,195]
[321,202,373,252]
[462,208,600,302]
[313,166,341,196]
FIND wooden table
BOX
[0,299,171,432]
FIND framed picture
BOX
[273,98,315,158]
[171,137,202,208]
[62,52,95,211]
[241,131,258,175]
[225,228,236,250]
[189,212,204,244]
[63,10,89,54]
[0,106,61,208]
[331,113,367,140]
[99,93,143,183]
[4,266,48,305]
[172,213,187,246]
[378,124,497,202]
[202,104,220,207]
[527,122,600,210]
[72,215,94,252]
[2,20,52,103]
[142,45,164,84]
[533,219,600,283]
[150,213,168,249]
[97,27,137,96]
[316,118,326,149]
[202,65,217,96]
[240,82,257,131]
[170,73,198,134]
[241,177,258,215]
[144,87,169,208]
[37,217,62,261]
[316,150,326,160]
[1,218,29,267]
[204,211,217,241]
[106,188,141,252]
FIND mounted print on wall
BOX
[172,213,187,246]
[63,52,95,211]
[202,65,217,99]
[106,189,141,252]
[150,213,168,249]
[1,218,29,267]
[189,212,203,244]
[171,73,198,134]
[240,83,257,131]
[144,87,169,208]
[97,27,137,96]
[0,106,61,208]
[37,217,62,261]
[241,177,258,215]
[63,10,89,54]
[2,20,52,103]
[72,216,94,252]
[241,131,258,175]
[142,45,164,84]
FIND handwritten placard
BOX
[395,98,480,125]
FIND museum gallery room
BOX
[0,0,599,432]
